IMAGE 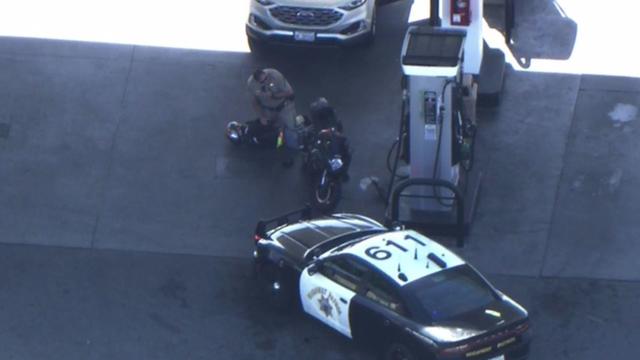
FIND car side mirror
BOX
[390,221,405,231]
[307,261,323,276]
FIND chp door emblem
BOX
[318,295,333,318]
[307,287,342,319]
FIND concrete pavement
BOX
[1,0,639,358]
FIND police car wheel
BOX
[258,264,293,311]
[383,342,418,360]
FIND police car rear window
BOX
[327,231,383,254]
[406,265,496,322]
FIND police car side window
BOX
[321,257,367,292]
[365,273,405,315]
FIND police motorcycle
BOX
[301,98,350,213]
[225,97,350,212]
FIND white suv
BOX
[246,0,395,47]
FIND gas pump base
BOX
[478,42,506,107]
[386,168,482,248]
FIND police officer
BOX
[247,68,294,124]
[247,68,298,147]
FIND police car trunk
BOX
[256,210,386,266]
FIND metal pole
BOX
[505,0,515,44]
[385,89,409,206]
[429,0,442,27]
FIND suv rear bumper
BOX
[246,23,371,46]
[246,3,374,47]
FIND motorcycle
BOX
[303,127,350,213]
[226,104,350,214]
[226,119,282,148]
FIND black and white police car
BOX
[252,207,531,360]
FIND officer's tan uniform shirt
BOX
[247,68,293,109]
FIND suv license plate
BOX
[489,356,505,360]
[294,31,315,42]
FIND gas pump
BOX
[386,0,485,247]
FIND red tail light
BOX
[254,234,262,242]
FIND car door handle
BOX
[383,320,391,327]
[339,297,347,304]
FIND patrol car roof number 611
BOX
[364,234,427,261]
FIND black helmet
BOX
[226,121,244,144]
[310,97,331,117]
[310,97,338,130]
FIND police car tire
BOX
[383,342,419,360]
[258,263,293,311]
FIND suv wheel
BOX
[363,10,377,46]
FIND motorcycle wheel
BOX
[311,177,341,213]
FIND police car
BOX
[252,207,531,360]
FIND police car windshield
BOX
[405,264,497,323]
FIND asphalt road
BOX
[1,243,638,360]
